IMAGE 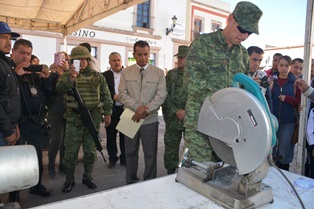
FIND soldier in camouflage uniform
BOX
[184,1,263,162]
[162,45,189,174]
[56,46,112,193]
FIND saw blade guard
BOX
[197,73,277,174]
[232,73,277,147]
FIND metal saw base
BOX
[176,167,273,209]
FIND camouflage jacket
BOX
[56,67,112,118]
[184,29,249,129]
[162,68,187,130]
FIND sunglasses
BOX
[233,15,252,35]
[237,26,252,35]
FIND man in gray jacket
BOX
[119,40,167,184]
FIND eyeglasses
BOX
[233,15,252,35]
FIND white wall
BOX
[195,0,229,11]
[263,46,309,69]
[99,44,127,72]
[155,0,187,70]
[22,35,57,66]
[94,7,135,31]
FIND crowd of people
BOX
[1,0,314,207]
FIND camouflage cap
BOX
[232,1,263,35]
[173,45,189,57]
[70,46,91,60]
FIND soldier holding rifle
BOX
[57,46,112,193]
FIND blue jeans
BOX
[273,122,295,164]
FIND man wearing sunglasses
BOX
[183,1,263,162]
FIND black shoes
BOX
[62,177,96,193]
[8,191,20,202]
[108,160,126,168]
[29,184,53,197]
[62,180,75,193]
[108,162,116,169]
[82,177,97,189]
[167,169,176,175]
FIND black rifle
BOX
[69,86,107,163]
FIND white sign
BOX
[70,29,159,46]
[172,24,184,36]
[125,36,158,46]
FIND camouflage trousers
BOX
[63,121,97,181]
[184,128,215,162]
[163,127,184,171]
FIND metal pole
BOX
[64,35,68,52]
[296,0,314,175]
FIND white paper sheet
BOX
[116,108,144,139]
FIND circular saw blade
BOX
[197,88,272,174]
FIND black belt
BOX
[115,106,124,108]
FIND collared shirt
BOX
[136,64,149,72]
[111,68,123,106]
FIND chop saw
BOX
[176,73,278,209]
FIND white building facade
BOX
[12,0,230,72]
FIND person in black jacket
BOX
[0,21,21,147]
[12,39,53,198]
[0,21,21,203]
[102,52,126,168]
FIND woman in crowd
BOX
[271,55,301,171]
[44,51,70,179]
[30,54,40,64]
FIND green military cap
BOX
[174,45,189,57]
[70,46,91,60]
[232,1,263,35]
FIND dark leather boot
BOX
[167,169,176,175]
[82,177,97,189]
[7,191,20,202]
[62,180,75,193]
[277,162,290,171]
[29,184,53,197]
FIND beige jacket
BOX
[119,64,167,125]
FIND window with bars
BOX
[193,18,202,39]
[136,1,150,28]
[211,20,222,32]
